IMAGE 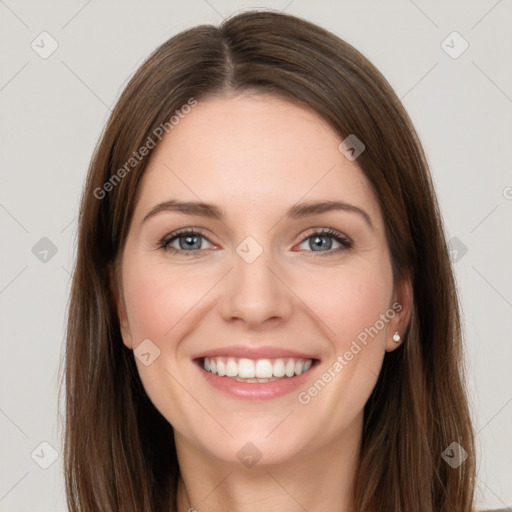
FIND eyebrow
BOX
[142,199,374,230]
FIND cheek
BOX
[122,255,214,341]
[293,259,394,349]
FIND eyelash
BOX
[157,227,353,257]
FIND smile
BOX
[193,345,320,400]
[202,356,314,382]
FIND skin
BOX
[113,93,412,512]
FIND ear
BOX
[108,263,133,350]
[385,273,413,352]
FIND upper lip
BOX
[192,346,318,360]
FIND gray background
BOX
[1,0,511,510]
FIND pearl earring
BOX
[392,331,401,343]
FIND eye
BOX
[159,228,214,255]
[297,228,353,255]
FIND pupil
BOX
[312,235,332,251]
[181,235,200,250]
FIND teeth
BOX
[225,358,238,377]
[255,359,273,378]
[238,358,255,378]
[285,360,295,377]
[202,356,314,379]
[272,359,285,377]
[217,360,226,377]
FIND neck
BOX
[174,414,362,512]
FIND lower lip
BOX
[196,360,318,401]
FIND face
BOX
[114,93,411,467]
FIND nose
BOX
[218,245,294,330]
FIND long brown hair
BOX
[60,9,476,511]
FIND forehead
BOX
[133,93,382,228]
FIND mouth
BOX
[193,354,320,400]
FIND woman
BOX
[61,9,476,511]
